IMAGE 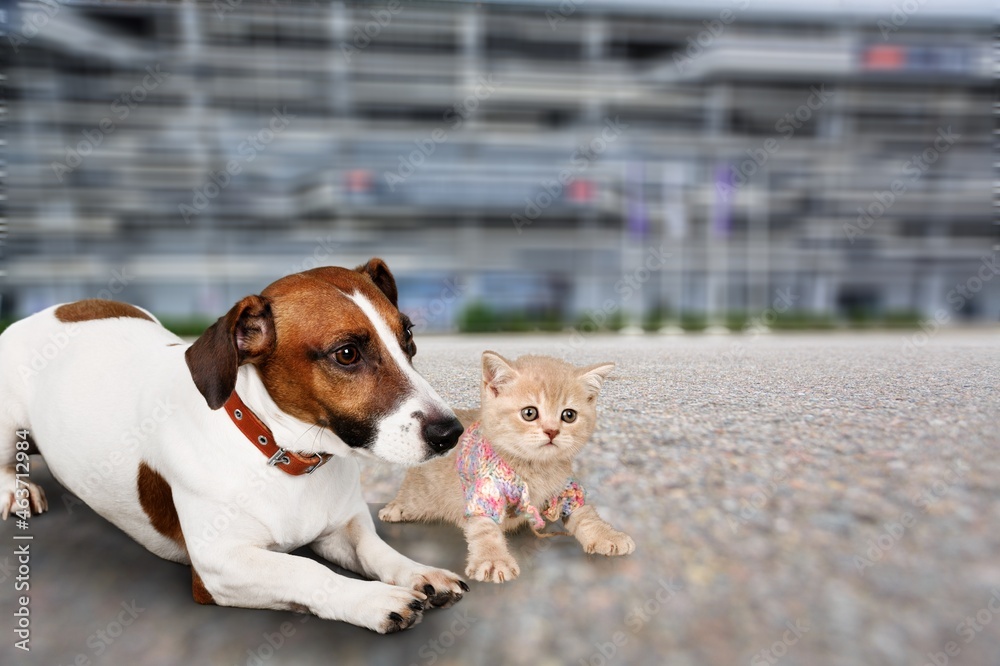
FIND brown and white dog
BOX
[0,259,468,633]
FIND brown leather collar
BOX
[223,391,332,476]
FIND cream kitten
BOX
[379,351,635,583]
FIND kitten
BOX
[379,351,635,583]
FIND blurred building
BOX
[2,0,996,330]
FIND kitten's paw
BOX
[406,567,469,609]
[378,502,409,523]
[466,555,520,584]
[582,529,635,556]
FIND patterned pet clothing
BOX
[455,421,587,530]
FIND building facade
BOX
[3,0,995,329]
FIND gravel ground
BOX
[2,331,999,666]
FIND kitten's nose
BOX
[544,428,560,442]
[423,415,464,453]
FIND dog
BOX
[0,258,469,633]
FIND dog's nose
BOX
[422,416,464,454]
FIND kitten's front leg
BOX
[565,505,636,556]
[462,516,520,583]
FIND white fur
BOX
[346,291,453,466]
[0,303,465,632]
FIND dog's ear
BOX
[355,257,398,307]
[185,295,276,410]
[482,350,518,397]
[577,361,615,400]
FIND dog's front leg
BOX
[564,504,636,556]
[311,511,467,608]
[195,547,426,633]
[462,516,520,583]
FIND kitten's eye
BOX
[561,409,577,423]
[332,345,360,366]
[520,406,538,421]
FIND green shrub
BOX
[458,301,499,333]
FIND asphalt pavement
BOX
[2,330,998,666]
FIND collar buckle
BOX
[224,391,333,477]
[266,447,291,468]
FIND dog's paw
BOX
[466,554,520,584]
[365,586,427,634]
[378,502,408,523]
[0,478,48,520]
[407,567,469,609]
[582,528,635,556]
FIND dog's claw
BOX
[407,568,467,609]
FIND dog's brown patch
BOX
[137,462,185,548]
[191,568,216,605]
[185,295,275,410]
[253,265,415,449]
[55,300,153,323]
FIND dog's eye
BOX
[520,406,538,421]
[403,325,413,343]
[332,345,360,366]
[561,409,577,423]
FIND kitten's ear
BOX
[482,351,518,396]
[578,362,615,398]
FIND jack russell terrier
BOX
[0,258,469,633]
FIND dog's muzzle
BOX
[421,414,464,454]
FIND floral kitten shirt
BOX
[455,421,587,530]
